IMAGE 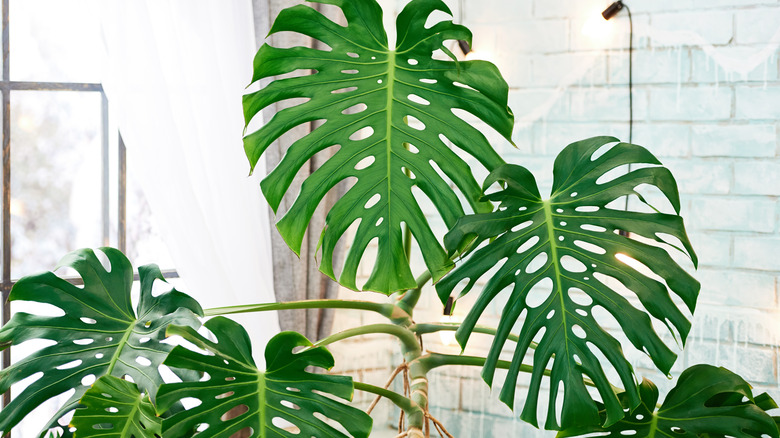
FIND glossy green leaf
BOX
[157,317,373,438]
[0,248,202,436]
[436,137,700,429]
[70,376,161,437]
[243,0,514,294]
[558,365,780,438]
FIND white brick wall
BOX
[330,0,780,435]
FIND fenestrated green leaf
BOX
[0,248,202,437]
[558,365,780,438]
[70,376,161,437]
[436,137,700,430]
[243,0,513,294]
[157,317,373,438]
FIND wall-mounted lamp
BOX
[602,1,624,20]
[439,296,458,347]
[457,40,471,56]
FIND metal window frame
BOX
[0,0,178,416]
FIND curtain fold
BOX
[252,0,347,342]
[99,0,279,357]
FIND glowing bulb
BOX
[438,314,459,347]
[465,49,494,63]
[582,13,614,41]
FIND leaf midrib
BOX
[543,200,572,373]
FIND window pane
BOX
[11,0,102,82]
[11,91,102,278]
[126,165,175,271]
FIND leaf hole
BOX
[405,115,425,130]
[516,236,540,255]
[221,404,249,421]
[138,337,151,344]
[94,249,112,272]
[574,240,606,255]
[407,143,420,153]
[349,126,374,141]
[554,380,565,428]
[230,428,254,438]
[525,277,553,308]
[73,338,94,345]
[575,206,599,212]
[407,58,419,65]
[408,94,430,105]
[570,192,578,197]
[526,252,548,274]
[346,52,359,58]
[401,166,416,180]
[280,400,301,410]
[354,155,375,171]
[573,354,583,365]
[81,374,96,386]
[576,308,588,317]
[286,387,301,392]
[511,220,534,233]
[560,255,587,273]
[572,324,587,339]
[342,103,367,115]
[105,337,113,342]
[215,391,235,400]
[596,164,629,185]
[560,221,567,226]
[135,356,152,367]
[341,69,359,74]
[364,194,381,209]
[420,78,437,84]
[453,81,477,92]
[95,353,104,359]
[375,217,384,226]
[225,376,236,382]
[331,86,357,94]
[80,317,97,325]
[620,430,637,435]
[56,359,82,370]
[106,406,119,413]
[568,287,593,306]
[547,309,556,319]
[581,224,607,233]
[590,142,619,161]
[556,208,564,213]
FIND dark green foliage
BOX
[70,376,161,437]
[437,137,700,429]
[157,318,372,438]
[243,0,514,294]
[558,365,780,438]
[0,248,202,436]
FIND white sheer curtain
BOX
[98,1,279,350]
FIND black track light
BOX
[457,39,471,55]
[602,1,624,20]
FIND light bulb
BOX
[438,314,459,347]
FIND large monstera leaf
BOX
[436,137,700,429]
[0,248,202,436]
[158,317,373,438]
[70,376,162,437]
[243,0,513,293]
[559,365,780,438]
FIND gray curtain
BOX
[252,0,346,342]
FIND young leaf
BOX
[70,376,162,437]
[558,365,780,438]
[158,317,373,438]
[0,248,202,436]
[243,0,513,294]
[436,137,700,429]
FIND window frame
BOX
[0,0,178,412]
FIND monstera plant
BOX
[0,0,777,437]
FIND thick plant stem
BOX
[354,381,423,426]
[313,323,420,354]
[203,299,410,324]
[397,271,432,317]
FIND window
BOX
[0,0,178,419]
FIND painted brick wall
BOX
[327,0,780,435]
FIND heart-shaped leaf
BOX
[158,317,373,438]
[436,137,700,429]
[243,0,513,293]
[558,365,780,438]
[0,248,202,436]
[70,375,161,437]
